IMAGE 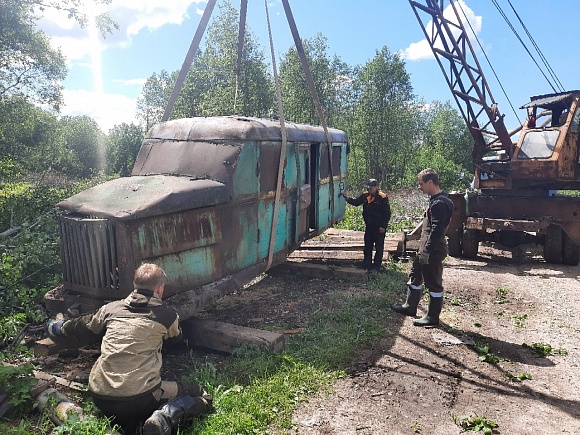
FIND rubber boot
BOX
[413,296,443,327]
[142,394,212,435]
[390,286,422,317]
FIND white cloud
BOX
[401,0,482,61]
[37,0,208,62]
[61,89,139,133]
[113,78,147,87]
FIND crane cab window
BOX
[571,107,580,133]
[518,130,559,159]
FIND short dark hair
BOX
[134,263,166,291]
[418,168,440,186]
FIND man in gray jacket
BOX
[48,263,211,434]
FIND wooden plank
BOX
[181,317,285,354]
[299,239,401,252]
[278,261,371,281]
[289,250,364,260]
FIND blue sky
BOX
[38,0,580,132]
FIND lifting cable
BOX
[280,0,336,222]
[161,0,217,122]
[264,0,289,271]
[455,0,521,126]
[234,0,248,113]
[504,0,565,92]
[489,0,560,94]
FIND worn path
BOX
[291,244,580,435]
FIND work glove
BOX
[46,319,64,337]
[419,250,430,265]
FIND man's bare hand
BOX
[419,250,430,265]
[378,227,386,234]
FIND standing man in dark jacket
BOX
[391,168,453,326]
[47,263,212,434]
[342,178,391,272]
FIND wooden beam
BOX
[181,318,285,354]
[288,250,364,261]
[275,261,370,281]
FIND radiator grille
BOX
[59,215,119,291]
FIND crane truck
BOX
[408,0,580,265]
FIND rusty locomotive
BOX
[46,116,348,319]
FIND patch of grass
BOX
[453,415,498,434]
[494,288,510,304]
[180,265,407,434]
[523,342,568,358]
[474,343,502,364]
[512,314,528,328]
[505,372,533,382]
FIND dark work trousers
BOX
[363,226,386,270]
[93,391,161,433]
[408,253,444,296]
[92,382,203,434]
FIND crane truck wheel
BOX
[543,224,563,264]
[447,229,462,257]
[462,229,479,259]
[562,231,580,266]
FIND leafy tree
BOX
[173,1,273,119]
[60,115,106,177]
[106,123,144,176]
[0,0,117,110]
[421,100,473,171]
[404,101,473,190]
[349,46,419,190]
[138,1,273,125]
[0,96,66,179]
[136,70,175,131]
[278,33,349,126]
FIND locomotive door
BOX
[297,143,312,241]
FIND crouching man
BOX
[47,263,212,434]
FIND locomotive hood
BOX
[57,175,229,221]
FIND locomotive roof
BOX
[145,116,349,144]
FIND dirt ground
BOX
[290,243,580,435]
[32,242,579,435]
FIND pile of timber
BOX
[289,228,404,265]
[276,229,405,281]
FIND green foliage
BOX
[60,116,106,178]
[474,343,502,364]
[0,0,116,110]
[105,123,144,176]
[0,313,27,348]
[139,1,273,126]
[0,361,37,411]
[51,401,119,435]
[505,372,533,382]
[0,177,112,328]
[334,204,365,231]
[494,288,510,304]
[512,314,528,328]
[523,342,568,358]
[453,415,498,434]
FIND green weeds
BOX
[505,372,533,382]
[523,342,568,358]
[474,343,502,364]
[512,314,528,328]
[453,415,498,434]
[494,288,510,304]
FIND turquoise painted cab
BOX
[50,116,348,319]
